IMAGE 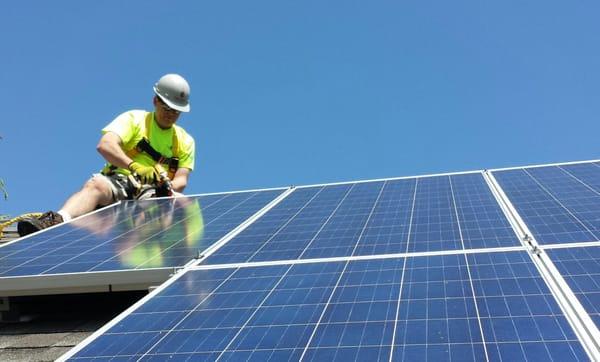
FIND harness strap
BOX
[105,112,180,179]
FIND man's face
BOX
[154,96,181,129]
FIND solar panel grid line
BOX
[488,159,600,173]
[298,180,388,360]
[388,178,418,361]
[486,169,600,359]
[192,187,295,265]
[448,176,490,360]
[238,186,331,263]
[522,168,600,242]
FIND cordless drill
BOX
[154,164,173,197]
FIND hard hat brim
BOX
[154,88,190,113]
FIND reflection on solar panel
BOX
[0,189,285,295]
[52,160,600,360]
[66,252,586,361]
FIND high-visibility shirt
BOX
[101,110,195,176]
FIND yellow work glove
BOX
[128,162,159,184]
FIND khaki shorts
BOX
[92,173,136,201]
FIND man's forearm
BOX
[97,133,133,169]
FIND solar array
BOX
[3,160,599,360]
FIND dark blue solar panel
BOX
[558,163,600,194]
[546,246,600,329]
[69,252,586,361]
[0,190,284,276]
[467,251,585,361]
[493,166,600,244]
[207,174,519,265]
[352,179,416,255]
[451,173,520,249]
[408,176,462,252]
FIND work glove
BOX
[128,161,159,184]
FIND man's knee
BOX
[83,175,114,200]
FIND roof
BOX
[0,292,146,361]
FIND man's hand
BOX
[128,162,159,184]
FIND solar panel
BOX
[45,160,600,360]
[64,251,587,361]
[545,246,600,328]
[492,163,600,245]
[206,173,520,265]
[0,189,285,296]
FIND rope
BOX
[0,213,43,239]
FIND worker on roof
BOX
[17,73,196,236]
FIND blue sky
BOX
[1,1,599,217]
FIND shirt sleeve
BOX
[177,131,196,171]
[101,111,142,150]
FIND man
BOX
[17,73,195,237]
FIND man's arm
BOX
[171,167,191,193]
[96,132,133,168]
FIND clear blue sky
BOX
[1,1,599,217]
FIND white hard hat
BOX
[153,74,190,112]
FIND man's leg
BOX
[17,175,116,236]
[59,175,115,220]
